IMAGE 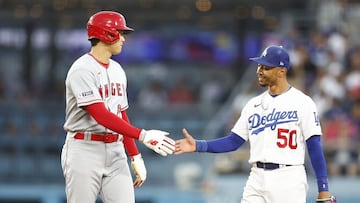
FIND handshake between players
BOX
[138,128,194,156]
[138,128,199,156]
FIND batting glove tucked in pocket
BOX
[139,129,175,156]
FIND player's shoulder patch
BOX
[78,90,94,98]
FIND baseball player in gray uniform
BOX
[61,11,175,203]
[175,45,336,203]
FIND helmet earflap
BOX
[87,24,120,44]
[87,11,134,44]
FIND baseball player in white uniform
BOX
[61,11,175,203]
[175,45,336,203]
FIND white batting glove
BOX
[131,154,146,187]
[139,129,175,156]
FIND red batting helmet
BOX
[87,11,134,44]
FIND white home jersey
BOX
[232,87,322,165]
[63,54,128,134]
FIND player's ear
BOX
[278,68,286,77]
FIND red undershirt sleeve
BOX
[121,110,140,156]
[84,102,142,139]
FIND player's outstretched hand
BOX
[140,129,175,156]
[131,154,146,188]
[174,128,196,155]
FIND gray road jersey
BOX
[63,54,129,134]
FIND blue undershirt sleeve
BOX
[306,135,329,192]
[195,132,246,153]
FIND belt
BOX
[74,132,120,143]
[255,162,292,170]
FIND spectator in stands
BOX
[137,79,168,110]
[344,46,360,100]
[168,77,196,105]
[308,29,330,70]
[290,44,318,93]
[322,107,358,176]
[26,119,43,137]
[316,0,350,33]
[349,100,360,175]
[199,76,224,105]
[47,119,65,139]
[317,57,346,101]
[2,119,18,137]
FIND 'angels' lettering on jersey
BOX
[249,108,299,135]
[99,82,125,99]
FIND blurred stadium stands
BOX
[0,0,360,202]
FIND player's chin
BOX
[114,48,122,54]
[258,79,267,87]
[111,45,123,54]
